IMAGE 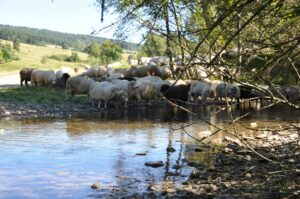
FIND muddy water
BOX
[0,105,299,198]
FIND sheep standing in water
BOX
[88,81,128,109]
[160,84,191,106]
[189,80,212,105]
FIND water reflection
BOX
[0,104,299,198]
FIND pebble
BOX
[172,164,181,169]
[135,152,147,156]
[91,182,101,189]
[245,173,252,178]
[145,161,164,168]
[224,147,233,153]
[250,122,258,128]
[166,146,176,153]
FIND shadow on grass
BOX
[0,86,86,104]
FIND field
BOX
[0,39,131,75]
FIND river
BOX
[0,104,299,198]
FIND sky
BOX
[0,0,139,43]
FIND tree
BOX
[100,40,123,64]
[96,0,299,84]
[84,43,101,58]
[13,38,20,51]
[84,40,123,65]
[138,33,166,57]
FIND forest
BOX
[0,24,138,51]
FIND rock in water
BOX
[145,161,164,168]
[166,146,176,153]
[91,182,101,189]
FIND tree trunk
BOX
[164,0,175,78]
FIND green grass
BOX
[0,39,89,74]
[0,39,134,75]
[0,87,87,104]
[0,39,133,75]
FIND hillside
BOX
[0,39,89,74]
[0,39,132,74]
[0,24,138,51]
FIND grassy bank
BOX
[0,87,86,104]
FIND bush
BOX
[47,52,81,62]
[48,54,69,61]
[65,52,80,62]
[13,39,20,51]
[0,43,19,63]
[41,56,48,64]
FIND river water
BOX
[0,104,299,198]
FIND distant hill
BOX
[0,24,138,51]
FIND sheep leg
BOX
[98,100,101,109]
[202,96,207,106]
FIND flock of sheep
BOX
[19,56,300,109]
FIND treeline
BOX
[0,24,138,51]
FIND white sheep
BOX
[31,70,57,87]
[139,57,152,65]
[189,80,212,105]
[88,81,128,109]
[210,80,240,102]
[66,76,94,96]
[55,70,64,79]
[135,76,170,100]
[82,66,107,80]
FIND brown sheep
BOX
[20,68,34,87]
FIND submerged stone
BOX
[135,152,147,156]
[166,146,176,153]
[145,161,164,168]
[91,182,101,189]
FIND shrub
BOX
[0,43,19,63]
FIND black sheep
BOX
[160,84,191,106]
[239,85,253,100]
[56,73,70,89]
[117,77,136,81]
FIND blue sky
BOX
[0,0,139,42]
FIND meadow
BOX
[0,39,130,75]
